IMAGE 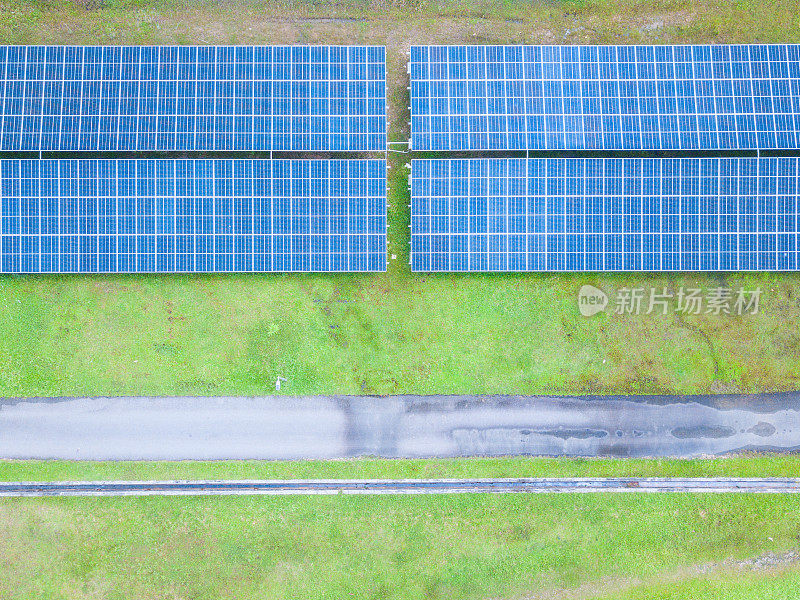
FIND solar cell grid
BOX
[410,158,799,272]
[0,159,387,273]
[410,44,800,151]
[0,45,387,152]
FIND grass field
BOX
[0,0,799,398]
[1,488,799,599]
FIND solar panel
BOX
[0,159,386,273]
[411,158,799,272]
[0,46,386,152]
[409,45,800,151]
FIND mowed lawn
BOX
[1,490,800,599]
[0,0,800,397]
[6,455,800,481]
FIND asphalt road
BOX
[1,393,799,460]
[2,478,800,496]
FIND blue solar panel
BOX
[410,45,800,151]
[0,159,386,273]
[0,46,387,152]
[411,158,799,272]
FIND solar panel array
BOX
[411,158,800,272]
[410,44,800,151]
[0,45,386,152]
[0,159,386,273]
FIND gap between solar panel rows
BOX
[0,45,388,273]
[407,44,800,272]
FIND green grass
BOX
[1,492,799,599]
[5,455,800,481]
[3,270,799,397]
[0,0,799,397]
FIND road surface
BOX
[1,393,799,459]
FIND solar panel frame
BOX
[410,157,799,272]
[409,44,800,151]
[0,159,387,273]
[0,45,387,152]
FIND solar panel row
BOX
[411,158,800,272]
[0,159,387,273]
[0,45,386,152]
[410,44,800,151]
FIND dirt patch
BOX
[640,9,699,32]
[730,550,800,571]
